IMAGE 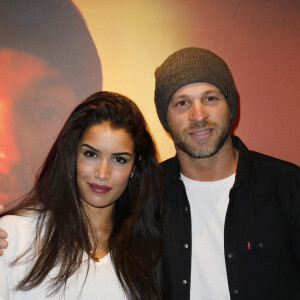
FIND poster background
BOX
[0,0,299,206]
[73,0,300,164]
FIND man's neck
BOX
[177,136,238,182]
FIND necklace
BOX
[89,251,101,262]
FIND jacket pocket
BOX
[247,226,288,257]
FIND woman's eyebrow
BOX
[112,152,132,156]
[81,143,100,153]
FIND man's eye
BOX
[114,157,128,164]
[84,150,97,158]
[176,100,186,106]
[206,96,217,102]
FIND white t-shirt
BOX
[181,173,235,300]
[0,214,127,300]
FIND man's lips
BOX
[188,128,213,140]
[88,183,112,194]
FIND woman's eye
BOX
[114,157,128,164]
[84,150,97,158]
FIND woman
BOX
[0,92,163,299]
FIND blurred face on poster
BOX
[0,49,78,205]
[0,0,102,206]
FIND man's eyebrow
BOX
[172,90,223,100]
[81,144,100,153]
[202,90,223,95]
[171,94,190,101]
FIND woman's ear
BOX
[130,165,136,179]
[130,155,142,178]
[130,168,134,179]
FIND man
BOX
[154,48,300,299]
[0,0,102,207]
[1,47,300,299]
[0,207,6,255]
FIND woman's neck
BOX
[83,203,114,259]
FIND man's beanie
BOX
[154,47,237,131]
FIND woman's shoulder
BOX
[0,213,36,229]
[0,213,37,248]
[0,213,41,298]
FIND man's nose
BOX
[94,159,111,182]
[189,101,209,122]
[0,99,21,174]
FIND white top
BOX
[181,173,235,300]
[0,214,127,300]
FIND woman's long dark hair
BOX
[3,92,163,299]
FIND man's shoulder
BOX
[160,156,177,168]
[244,150,300,186]
[234,135,299,177]
[160,156,180,177]
[249,150,299,172]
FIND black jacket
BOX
[161,136,300,300]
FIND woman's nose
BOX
[94,160,111,181]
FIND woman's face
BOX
[76,121,135,212]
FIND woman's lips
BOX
[88,183,112,194]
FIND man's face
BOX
[167,82,231,159]
[0,49,77,206]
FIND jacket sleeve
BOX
[289,167,300,299]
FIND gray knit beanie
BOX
[154,47,237,131]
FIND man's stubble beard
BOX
[168,115,231,159]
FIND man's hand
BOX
[0,204,8,256]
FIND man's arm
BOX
[0,204,8,256]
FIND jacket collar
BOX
[162,135,252,185]
[231,135,252,187]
